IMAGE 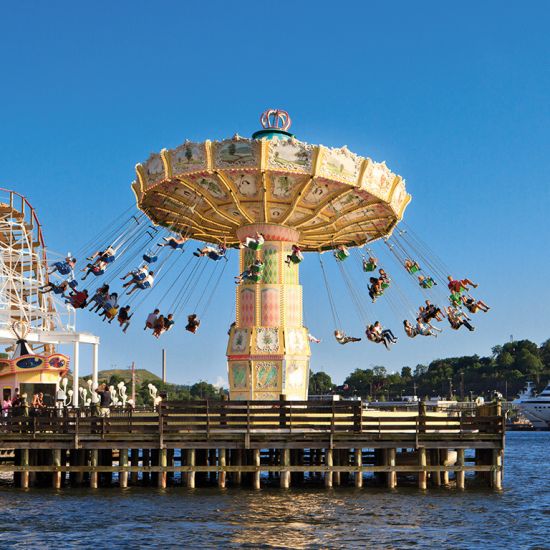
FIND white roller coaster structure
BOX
[0,188,100,406]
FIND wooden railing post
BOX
[279,394,287,429]
[206,400,210,437]
[220,401,227,428]
[353,400,362,432]
[159,410,164,449]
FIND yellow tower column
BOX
[227,223,311,400]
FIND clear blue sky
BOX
[1,1,549,386]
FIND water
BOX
[0,432,548,549]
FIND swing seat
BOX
[449,293,462,306]
[68,280,78,289]
[207,251,222,261]
[104,255,116,264]
[363,261,376,272]
[169,241,185,250]
[106,307,118,319]
[249,274,263,283]
[381,282,390,289]
[334,249,349,261]
[422,279,434,289]
[408,265,420,274]
[250,264,264,275]
[138,281,151,290]
[92,268,105,276]
[143,253,158,263]
[289,254,303,264]
[55,262,71,276]
[52,287,65,295]
[248,241,263,251]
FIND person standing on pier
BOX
[95,384,112,417]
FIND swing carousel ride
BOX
[59,109,489,401]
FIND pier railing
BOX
[0,400,504,443]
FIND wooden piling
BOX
[280,448,290,488]
[441,449,450,485]
[491,449,502,490]
[218,449,226,488]
[158,448,167,488]
[20,449,29,489]
[90,450,98,489]
[456,448,465,489]
[52,449,62,489]
[253,449,261,490]
[354,448,363,488]
[325,448,333,488]
[187,449,196,488]
[120,449,129,488]
[386,448,396,489]
[418,448,427,490]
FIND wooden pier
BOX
[0,399,505,490]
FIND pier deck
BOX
[0,400,505,490]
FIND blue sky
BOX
[1,1,549,386]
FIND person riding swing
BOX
[235,260,264,284]
[194,241,227,261]
[158,235,188,250]
[185,314,200,334]
[418,275,437,289]
[49,257,77,278]
[285,244,303,266]
[362,256,378,272]
[241,232,265,251]
[334,245,350,262]
[334,329,361,344]
[404,259,420,274]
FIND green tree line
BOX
[309,338,550,401]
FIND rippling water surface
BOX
[0,432,548,549]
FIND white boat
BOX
[513,381,550,429]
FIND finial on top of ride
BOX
[252,109,294,140]
[132,110,411,251]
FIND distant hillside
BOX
[80,368,162,386]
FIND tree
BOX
[539,339,550,370]
[496,351,514,369]
[309,371,334,395]
[373,366,387,379]
[190,381,219,399]
[344,368,374,397]
[414,364,428,377]
[401,366,412,380]
[515,349,544,382]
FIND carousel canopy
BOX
[131,111,411,250]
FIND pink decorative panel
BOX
[239,287,256,327]
[261,288,281,327]
[285,286,302,327]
